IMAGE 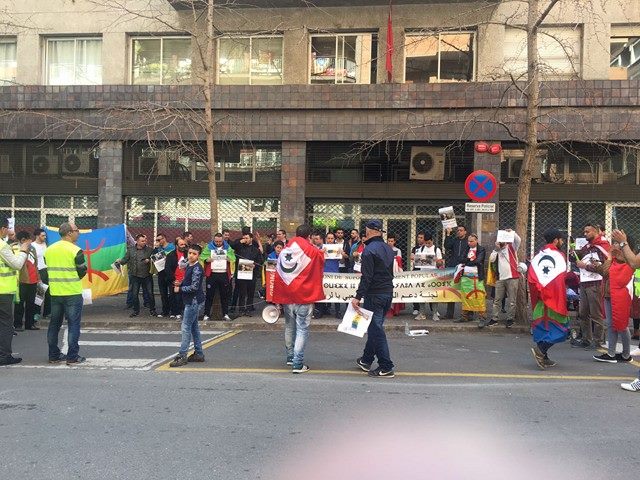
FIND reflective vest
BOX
[0,239,18,294]
[635,269,640,298]
[45,240,83,296]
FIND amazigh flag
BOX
[45,224,128,299]
[528,245,568,344]
[272,237,325,305]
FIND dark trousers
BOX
[235,279,252,312]
[38,268,51,317]
[157,273,171,316]
[14,283,37,329]
[204,273,230,317]
[0,294,15,361]
[130,275,156,314]
[127,273,152,308]
[361,293,394,371]
[537,341,554,356]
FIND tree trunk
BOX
[514,0,541,324]
[204,0,218,236]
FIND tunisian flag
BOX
[609,259,634,332]
[272,237,325,305]
[528,244,568,316]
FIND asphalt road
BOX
[2,328,639,479]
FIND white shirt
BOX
[33,241,47,270]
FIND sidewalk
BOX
[35,294,534,334]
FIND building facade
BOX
[0,0,639,261]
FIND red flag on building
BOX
[386,1,393,83]
[272,237,325,305]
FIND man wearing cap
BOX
[0,216,29,365]
[352,219,396,378]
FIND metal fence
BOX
[308,199,640,264]
[124,196,280,243]
[0,194,98,232]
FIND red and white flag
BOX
[272,237,325,305]
[528,245,567,315]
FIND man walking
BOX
[116,234,157,318]
[352,220,396,378]
[45,222,87,365]
[487,229,521,328]
[0,217,28,365]
[272,224,325,373]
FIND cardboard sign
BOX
[323,244,343,260]
[438,206,457,229]
[496,230,516,243]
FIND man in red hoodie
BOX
[573,223,611,349]
[272,224,325,374]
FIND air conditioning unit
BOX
[31,155,59,175]
[508,157,541,179]
[62,151,92,175]
[409,146,445,180]
[138,149,176,176]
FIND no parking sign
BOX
[464,170,497,203]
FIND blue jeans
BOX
[179,298,203,356]
[284,303,312,366]
[48,294,83,361]
[362,293,394,371]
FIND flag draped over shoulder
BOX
[528,244,569,343]
[272,237,325,305]
[45,224,128,299]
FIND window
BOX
[131,36,192,85]
[610,36,640,80]
[310,34,375,84]
[46,38,102,85]
[218,36,283,85]
[503,26,581,80]
[404,32,475,83]
[0,38,17,85]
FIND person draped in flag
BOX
[454,234,487,326]
[529,228,569,369]
[586,237,635,364]
[272,224,325,374]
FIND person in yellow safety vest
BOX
[45,222,87,365]
[0,216,29,366]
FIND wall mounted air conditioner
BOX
[409,146,445,180]
[138,149,176,176]
[62,151,91,175]
[31,155,59,175]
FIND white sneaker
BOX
[432,312,440,322]
[412,309,419,316]
[223,314,232,322]
[203,315,210,322]
[175,315,182,320]
[414,314,427,321]
[630,347,640,357]
[169,315,176,319]
[621,378,640,392]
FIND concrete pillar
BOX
[470,141,501,253]
[102,32,128,84]
[283,30,308,84]
[280,141,306,233]
[97,140,124,227]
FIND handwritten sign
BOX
[496,230,516,243]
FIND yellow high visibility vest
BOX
[45,240,83,296]
[0,239,18,294]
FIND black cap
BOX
[365,219,385,233]
[543,228,566,244]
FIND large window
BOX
[610,36,640,80]
[503,26,581,80]
[310,34,375,84]
[0,38,17,85]
[404,32,475,83]
[131,36,192,85]
[45,38,102,85]
[218,36,283,85]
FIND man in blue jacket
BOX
[351,219,396,378]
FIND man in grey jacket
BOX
[116,234,156,317]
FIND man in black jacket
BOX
[116,234,156,317]
[351,220,396,378]
[444,225,469,319]
[230,232,263,316]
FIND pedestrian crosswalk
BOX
[13,328,228,370]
